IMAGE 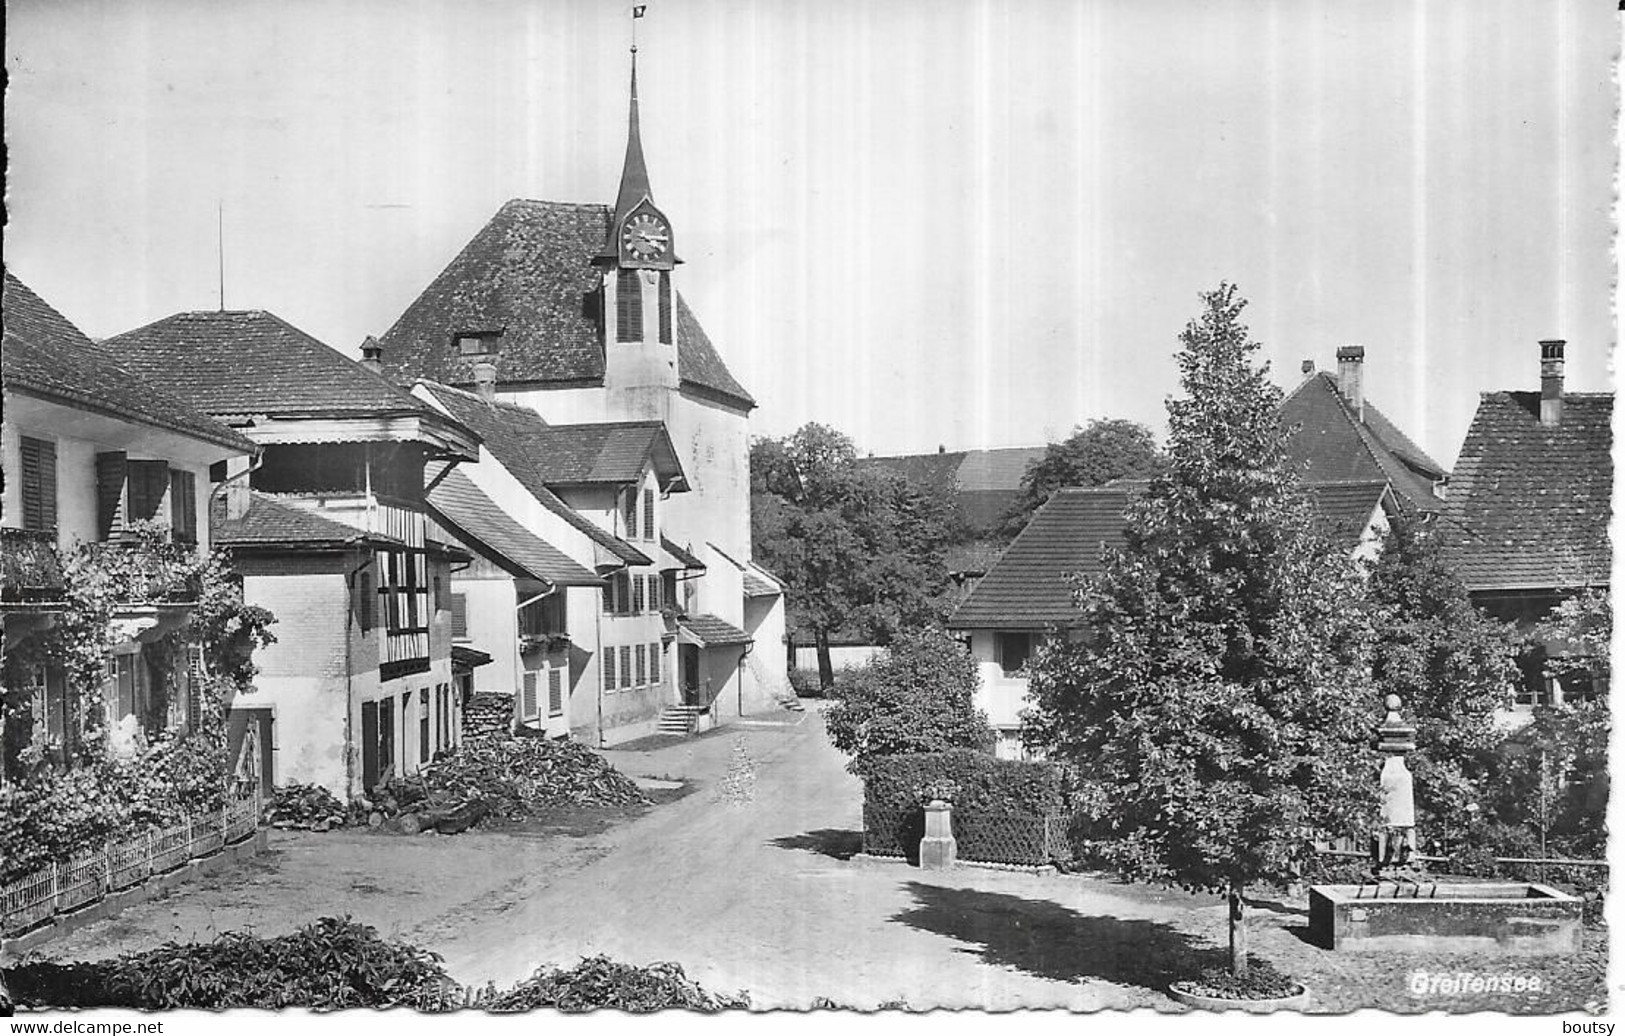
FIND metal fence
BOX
[862,803,1073,867]
[1,788,262,938]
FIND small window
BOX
[455,331,502,356]
[451,592,467,638]
[548,669,564,716]
[20,437,58,532]
[996,632,1033,678]
[642,489,655,539]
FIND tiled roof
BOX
[211,493,401,549]
[1441,392,1612,592]
[376,199,754,408]
[954,447,1049,490]
[528,422,686,488]
[427,469,601,586]
[417,382,651,567]
[950,480,1390,630]
[860,450,965,490]
[677,613,753,647]
[3,273,257,454]
[863,445,1045,534]
[1279,373,1447,511]
[707,541,783,598]
[106,310,441,420]
[948,487,1133,630]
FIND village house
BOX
[1,272,258,780]
[102,310,481,798]
[374,56,789,722]
[947,479,1396,760]
[1442,339,1612,709]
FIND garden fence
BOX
[862,803,1073,867]
[1,787,262,938]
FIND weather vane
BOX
[631,4,646,53]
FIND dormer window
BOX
[454,330,504,357]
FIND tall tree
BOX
[1024,284,1379,980]
[750,423,951,688]
[1002,419,1163,537]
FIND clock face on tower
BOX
[620,212,671,263]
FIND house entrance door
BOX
[680,644,702,706]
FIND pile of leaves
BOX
[265,782,347,831]
[5,917,458,1010]
[477,955,747,1013]
[364,734,648,832]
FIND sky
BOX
[5,0,1615,471]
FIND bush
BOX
[7,917,457,1010]
[825,627,994,767]
[861,749,1065,815]
[479,956,747,1012]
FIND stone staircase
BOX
[656,704,704,736]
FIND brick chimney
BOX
[1540,339,1566,426]
[472,358,498,402]
[1301,359,1315,377]
[360,335,384,373]
[1336,345,1366,422]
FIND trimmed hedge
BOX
[860,749,1065,815]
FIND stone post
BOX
[1372,693,1418,873]
[919,799,957,870]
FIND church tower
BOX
[598,50,679,424]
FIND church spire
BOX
[613,54,654,225]
[602,42,677,269]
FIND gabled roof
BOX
[1302,480,1395,547]
[660,534,706,572]
[376,199,753,409]
[106,310,445,421]
[1442,391,1612,592]
[416,382,651,567]
[677,613,753,647]
[1279,372,1447,511]
[948,487,1133,631]
[707,541,784,598]
[862,445,1047,534]
[529,422,687,491]
[427,469,602,587]
[3,273,257,454]
[211,493,403,550]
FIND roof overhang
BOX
[219,413,480,461]
[6,389,256,466]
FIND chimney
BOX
[938,444,946,454]
[472,358,498,402]
[360,335,384,373]
[1301,359,1315,377]
[1336,345,1366,422]
[1540,339,1566,425]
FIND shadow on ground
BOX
[769,828,864,860]
[891,882,1224,993]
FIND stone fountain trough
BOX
[1309,881,1582,954]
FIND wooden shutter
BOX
[451,592,467,637]
[657,272,673,344]
[621,490,637,537]
[603,649,616,691]
[619,646,632,690]
[632,575,645,614]
[650,642,661,685]
[522,672,539,719]
[642,489,655,539]
[127,460,170,523]
[169,469,197,543]
[634,645,646,686]
[20,437,57,531]
[96,451,128,539]
[548,669,563,716]
[616,269,643,341]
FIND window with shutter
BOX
[96,452,128,539]
[619,645,632,690]
[642,489,655,539]
[451,592,468,638]
[657,272,673,345]
[169,469,197,543]
[602,649,617,691]
[616,269,643,341]
[548,669,563,716]
[20,437,58,531]
[127,460,170,523]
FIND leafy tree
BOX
[1023,284,1379,980]
[824,626,994,770]
[1363,514,1518,845]
[1002,419,1163,537]
[750,424,951,688]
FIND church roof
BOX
[1441,391,1612,593]
[3,272,257,454]
[377,199,753,409]
[1279,372,1447,512]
